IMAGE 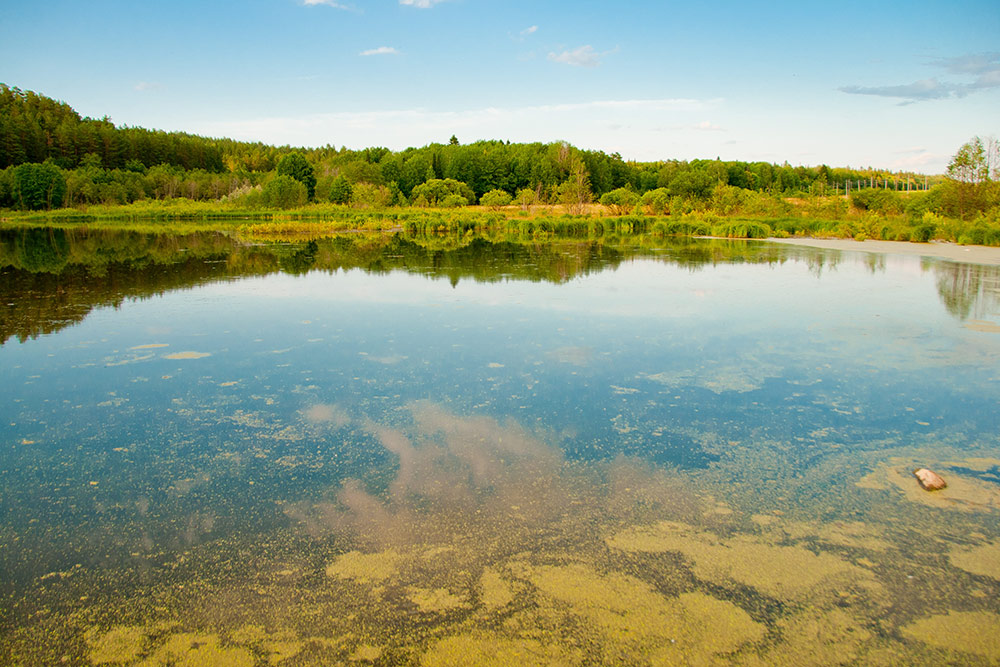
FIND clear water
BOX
[1,228,999,665]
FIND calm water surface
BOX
[1,228,999,665]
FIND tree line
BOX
[1,83,995,224]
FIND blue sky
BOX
[1,0,997,173]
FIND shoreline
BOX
[766,237,1000,266]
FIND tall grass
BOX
[4,198,1000,246]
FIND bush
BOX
[712,221,772,239]
[515,188,537,210]
[441,193,469,208]
[709,184,744,215]
[600,187,640,215]
[640,188,671,215]
[328,175,352,204]
[850,188,904,214]
[411,178,475,207]
[12,162,67,210]
[261,175,308,209]
[276,152,316,200]
[351,182,393,209]
[911,223,936,243]
[480,189,513,209]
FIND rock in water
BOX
[913,468,947,491]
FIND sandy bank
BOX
[767,237,1000,266]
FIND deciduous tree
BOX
[276,152,316,200]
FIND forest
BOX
[2,83,999,244]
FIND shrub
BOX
[12,162,67,210]
[911,223,936,243]
[351,182,393,209]
[276,152,316,200]
[411,178,475,207]
[261,175,308,209]
[441,193,469,208]
[600,187,640,215]
[850,189,904,214]
[328,175,352,204]
[712,221,772,239]
[640,187,672,215]
[480,189,513,209]
[515,188,537,211]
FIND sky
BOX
[1,0,998,174]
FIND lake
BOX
[2,227,999,665]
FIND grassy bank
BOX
[3,199,999,246]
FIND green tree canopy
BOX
[480,188,512,209]
[276,152,316,200]
[410,178,475,207]
[328,175,352,204]
[947,137,988,185]
[12,162,66,210]
[261,175,308,209]
[599,187,639,215]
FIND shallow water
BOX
[1,228,999,665]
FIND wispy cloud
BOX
[400,0,446,8]
[510,24,539,43]
[303,0,351,8]
[934,52,1000,76]
[196,98,715,160]
[133,81,162,92]
[360,46,399,56]
[548,45,602,68]
[840,78,966,103]
[692,120,724,132]
[840,52,1000,103]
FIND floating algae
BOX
[643,358,782,394]
[164,351,212,360]
[901,610,1000,659]
[949,541,1000,580]
[478,567,515,609]
[325,549,403,583]
[348,644,383,662]
[228,625,306,665]
[138,632,254,667]
[87,625,146,664]
[516,561,765,660]
[422,635,576,667]
[759,518,895,553]
[857,457,1000,512]
[735,608,874,666]
[606,521,876,600]
[406,586,469,614]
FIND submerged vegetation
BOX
[3,84,999,244]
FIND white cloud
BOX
[692,121,724,132]
[521,25,538,36]
[195,98,715,162]
[360,46,400,56]
[133,81,162,92]
[303,0,351,7]
[889,149,944,171]
[400,0,445,8]
[840,52,1000,103]
[548,45,600,68]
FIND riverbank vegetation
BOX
[2,84,998,244]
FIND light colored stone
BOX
[913,468,946,491]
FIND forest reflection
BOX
[2,226,998,344]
